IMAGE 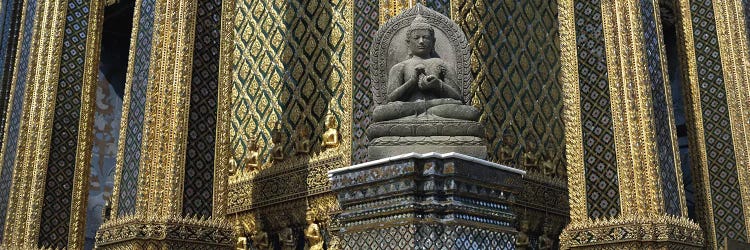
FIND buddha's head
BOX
[406,15,435,58]
[305,210,315,224]
[325,113,337,128]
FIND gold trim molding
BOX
[560,215,704,249]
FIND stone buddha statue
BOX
[366,5,486,160]
[372,15,480,123]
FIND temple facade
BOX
[0,0,747,249]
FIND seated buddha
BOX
[245,139,260,171]
[294,125,310,155]
[371,15,480,123]
[321,113,340,148]
[366,8,487,160]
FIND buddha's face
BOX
[326,115,336,127]
[407,29,434,57]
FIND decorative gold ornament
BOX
[229,158,239,176]
[304,210,324,250]
[234,219,248,250]
[522,142,539,172]
[271,123,285,162]
[538,223,553,250]
[321,113,340,149]
[499,134,515,164]
[245,138,261,171]
[250,220,271,250]
[542,150,557,178]
[294,124,311,155]
[278,219,296,250]
[515,219,531,250]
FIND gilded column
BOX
[0,0,24,242]
[0,0,103,248]
[0,0,38,244]
[0,0,23,162]
[673,0,750,248]
[559,0,703,248]
[96,0,233,248]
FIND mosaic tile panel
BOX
[574,0,620,219]
[182,0,221,218]
[452,0,565,167]
[37,0,90,247]
[118,0,155,217]
[423,0,449,18]
[640,0,680,216]
[0,0,37,241]
[351,0,377,163]
[342,224,514,249]
[0,0,23,153]
[690,0,747,246]
[232,0,350,166]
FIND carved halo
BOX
[369,4,473,105]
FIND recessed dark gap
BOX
[662,16,696,220]
[83,1,134,249]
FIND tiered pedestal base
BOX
[329,152,525,249]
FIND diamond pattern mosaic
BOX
[452,1,565,167]
[342,224,514,249]
[640,0,680,216]
[0,0,37,241]
[232,0,350,166]
[424,0,450,18]
[118,0,155,217]
[573,0,620,219]
[37,1,90,247]
[182,0,221,218]
[351,0,378,163]
[690,0,747,246]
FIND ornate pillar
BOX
[673,0,750,248]
[559,0,703,248]
[96,0,233,248]
[0,0,23,160]
[0,0,103,248]
[0,0,24,242]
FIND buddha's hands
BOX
[412,64,426,84]
[419,74,441,90]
